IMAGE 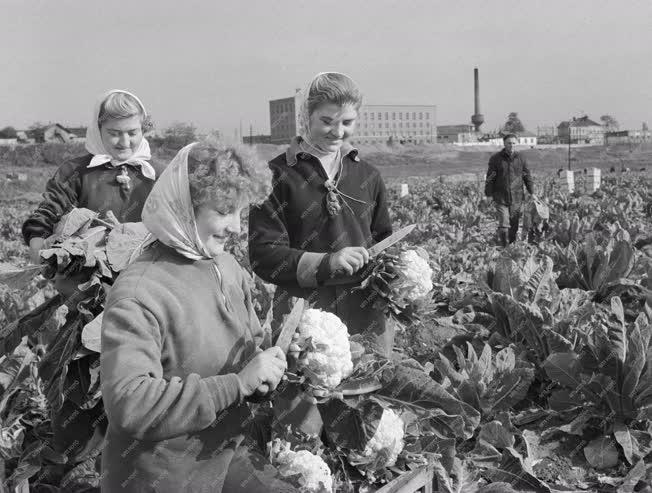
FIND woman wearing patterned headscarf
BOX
[249,72,394,356]
[22,89,164,266]
[100,140,298,493]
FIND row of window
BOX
[363,122,430,129]
[272,106,433,122]
[364,111,431,121]
[354,138,434,144]
[273,103,293,113]
[272,124,294,134]
[358,130,433,137]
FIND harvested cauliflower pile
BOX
[297,308,353,389]
[396,249,434,302]
[270,439,333,492]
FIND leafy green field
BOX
[0,146,651,491]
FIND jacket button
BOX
[299,152,309,159]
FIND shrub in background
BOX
[0,142,86,168]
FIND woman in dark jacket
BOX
[20,89,166,466]
[23,89,164,267]
[249,72,394,356]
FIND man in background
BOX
[484,134,535,246]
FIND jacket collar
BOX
[501,148,519,159]
[285,136,360,166]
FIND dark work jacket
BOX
[22,154,167,244]
[484,149,534,206]
[248,143,393,353]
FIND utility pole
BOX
[567,119,572,170]
[249,124,253,146]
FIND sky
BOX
[1,0,651,137]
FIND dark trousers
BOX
[495,203,522,245]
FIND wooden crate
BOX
[585,167,601,192]
[375,465,434,493]
[559,170,575,193]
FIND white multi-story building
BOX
[269,93,437,145]
[557,116,605,145]
[353,105,437,145]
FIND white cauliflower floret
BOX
[298,308,353,388]
[275,447,333,492]
[396,249,434,302]
[362,408,405,467]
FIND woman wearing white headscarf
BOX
[100,141,298,493]
[22,89,163,265]
[20,90,165,464]
[249,72,394,356]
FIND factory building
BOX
[269,92,301,145]
[436,124,477,144]
[605,129,651,145]
[353,105,437,145]
[437,68,485,144]
[269,91,436,145]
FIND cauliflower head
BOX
[362,407,405,468]
[396,249,434,302]
[275,446,333,492]
[297,308,353,388]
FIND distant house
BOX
[15,131,36,144]
[0,138,18,146]
[44,124,86,143]
[605,129,651,145]
[515,130,537,146]
[486,131,538,146]
[557,116,605,144]
[67,127,87,139]
[436,124,478,144]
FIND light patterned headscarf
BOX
[85,89,156,180]
[141,143,212,260]
[296,72,361,155]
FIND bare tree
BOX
[600,115,619,132]
[162,122,197,150]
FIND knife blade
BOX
[249,298,305,399]
[367,224,417,257]
[274,297,305,354]
[322,224,417,286]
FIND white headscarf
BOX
[85,89,156,180]
[141,143,212,260]
[296,71,360,156]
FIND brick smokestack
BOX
[471,67,485,132]
[474,68,480,114]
